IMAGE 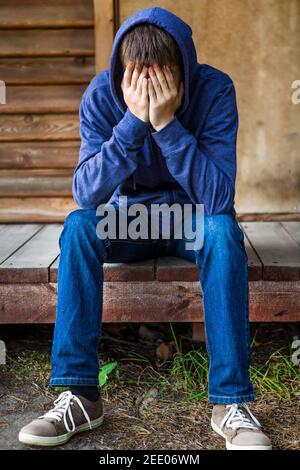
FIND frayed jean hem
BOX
[50,377,99,387]
[209,393,255,404]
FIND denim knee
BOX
[59,209,107,262]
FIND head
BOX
[118,23,183,90]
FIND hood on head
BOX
[109,6,198,116]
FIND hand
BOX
[121,61,149,123]
[148,64,184,131]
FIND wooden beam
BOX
[0,198,77,223]
[0,280,299,324]
[0,57,94,86]
[93,0,115,73]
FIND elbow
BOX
[205,181,235,216]
[72,173,99,210]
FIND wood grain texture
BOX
[0,29,94,57]
[242,222,300,281]
[0,223,42,264]
[0,169,73,197]
[3,85,86,114]
[0,57,94,85]
[94,0,115,72]
[0,114,79,141]
[0,0,94,28]
[0,141,79,169]
[0,198,77,223]
[0,280,299,324]
[0,224,62,283]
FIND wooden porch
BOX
[0,221,299,324]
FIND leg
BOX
[173,212,254,404]
[50,207,163,387]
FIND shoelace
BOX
[38,390,92,433]
[220,403,261,431]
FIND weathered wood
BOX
[237,213,300,222]
[0,198,77,223]
[94,0,115,72]
[242,230,263,280]
[50,257,156,283]
[0,0,94,28]
[0,29,94,57]
[3,85,86,114]
[0,169,72,197]
[0,57,94,85]
[0,141,79,169]
[0,280,299,324]
[0,225,62,283]
[242,222,300,281]
[156,256,200,281]
[0,114,79,142]
[0,224,41,263]
[281,222,300,246]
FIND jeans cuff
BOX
[209,393,255,404]
[50,377,99,386]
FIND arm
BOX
[72,89,150,209]
[151,81,238,215]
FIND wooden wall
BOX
[0,0,299,222]
[0,0,95,222]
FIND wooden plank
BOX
[156,256,200,281]
[242,227,263,280]
[242,222,300,281]
[281,222,300,246]
[0,224,42,264]
[0,280,299,324]
[0,57,94,85]
[237,213,300,222]
[0,198,77,223]
[0,169,72,197]
[94,0,115,72]
[50,256,156,282]
[0,224,62,283]
[0,141,79,169]
[0,0,94,28]
[0,114,79,142]
[0,29,94,57]
[2,85,85,114]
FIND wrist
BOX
[152,116,175,132]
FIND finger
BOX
[163,65,177,93]
[136,65,148,93]
[131,63,142,90]
[152,63,170,96]
[123,61,134,89]
[148,66,163,98]
[148,78,156,101]
[141,77,148,101]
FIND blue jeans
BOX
[50,207,255,404]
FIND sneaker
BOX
[211,403,272,450]
[18,390,104,447]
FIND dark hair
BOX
[118,23,183,73]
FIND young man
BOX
[19,7,272,450]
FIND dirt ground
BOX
[0,322,299,451]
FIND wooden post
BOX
[93,0,116,73]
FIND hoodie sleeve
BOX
[72,88,150,209]
[151,81,238,215]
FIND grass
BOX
[3,323,300,403]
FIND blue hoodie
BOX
[72,6,238,216]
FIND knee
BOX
[60,209,97,245]
[204,214,243,248]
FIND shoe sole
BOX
[211,418,272,450]
[18,415,104,447]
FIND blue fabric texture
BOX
[50,208,254,403]
[72,6,239,216]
